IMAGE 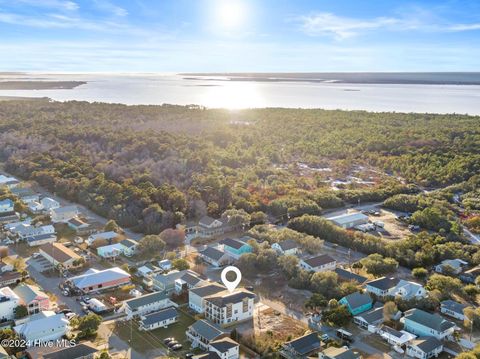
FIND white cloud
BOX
[15,0,79,11]
[92,0,128,17]
[298,11,480,39]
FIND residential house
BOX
[365,277,400,298]
[271,239,300,256]
[319,346,362,359]
[353,303,384,331]
[391,280,427,300]
[199,246,230,267]
[208,337,240,359]
[137,263,161,278]
[0,175,19,189]
[186,319,229,350]
[334,268,368,284]
[13,284,50,315]
[50,206,79,223]
[67,267,131,293]
[0,286,20,321]
[39,242,82,270]
[11,188,39,204]
[186,216,229,238]
[158,259,172,271]
[221,238,253,260]
[460,266,480,284]
[26,233,57,247]
[67,217,92,234]
[13,224,55,240]
[339,292,373,315]
[0,262,14,273]
[97,243,124,258]
[434,259,468,275]
[27,341,98,359]
[189,282,226,313]
[86,231,119,246]
[299,254,336,273]
[402,308,456,340]
[152,270,186,293]
[14,311,69,345]
[139,306,178,331]
[120,238,138,257]
[40,198,60,211]
[0,271,22,287]
[406,337,443,359]
[0,199,14,215]
[440,300,468,321]
[121,291,177,319]
[327,212,369,229]
[204,289,255,326]
[280,332,321,359]
[377,325,416,347]
[175,270,206,293]
[28,202,44,214]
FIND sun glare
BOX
[216,0,247,29]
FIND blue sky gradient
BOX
[0,0,479,72]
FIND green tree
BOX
[14,305,28,319]
[172,258,190,270]
[77,313,102,337]
[104,219,120,232]
[138,235,165,254]
[412,267,428,280]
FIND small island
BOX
[0,81,86,90]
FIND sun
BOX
[216,0,247,29]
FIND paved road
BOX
[465,228,480,244]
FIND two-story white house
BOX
[406,337,443,359]
[390,280,427,300]
[186,319,229,350]
[299,254,336,273]
[271,239,300,256]
[402,309,456,340]
[189,283,226,313]
[204,290,255,326]
[14,311,69,345]
[40,197,60,211]
[0,286,20,321]
[50,206,79,223]
[365,277,400,297]
[208,337,240,359]
[139,306,178,331]
[120,291,178,319]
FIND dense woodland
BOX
[0,99,479,233]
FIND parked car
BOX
[164,337,175,345]
[171,344,183,351]
[321,334,329,341]
[185,354,194,359]
[167,341,179,348]
[32,252,41,258]
[245,285,254,291]
[65,312,77,320]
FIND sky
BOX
[0,0,480,72]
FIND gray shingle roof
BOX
[334,268,368,284]
[120,238,138,248]
[410,337,443,353]
[341,292,372,309]
[124,291,169,310]
[141,307,178,326]
[43,342,98,359]
[206,291,255,307]
[200,246,226,261]
[303,254,335,268]
[190,283,226,298]
[180,271,204,286]
[366,276,400,290]
[284,332,320,355]
[209,337,239,353]
[355,304,384,324]
[277,239,298,251]
[322,346,361,359]
[441,300,468,315]
[222,238,247,250]
[404,308,455,332]
[189,319,227,341]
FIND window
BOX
[242,298,249,313]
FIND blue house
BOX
[402,308,456,340]
[222,238,253,259]
[0,199,15,215]
[339,292,373,315]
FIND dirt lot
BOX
[364,207,412,241]
[255,305,307,336]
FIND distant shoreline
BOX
[0,81,86,90]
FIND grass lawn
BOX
[111,310,196,357]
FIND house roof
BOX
[89,231,118,240]
[14,311,68,337]
[322,346,360,359]
[0,271,22,285]
[124,291,169,310]
[441,300,468,314]
[120,238,137,248]
[284,332,320,355]
[0,286,19,301]
[221,238,248,250]
[158,259,171,268]
[26,233,56,243]
[13,284,48,304]
[11,187,36,197]
[404,308,455,332]
[393,280,424,297]
[379,325,404,339]
[189,319,227,341]
[192,352,221,359]
[276,239,298,251]
[200,246,226,261]
[366,276,400,291]
[209,337,239,353]
[439,259,468,270]
[410,337,443,353]
[190,283,226,298]
[42,342,98,359]
[327,212,368,225]
[153,270,186,286]
[67,217,87,227]
[355,303,384,324]
[199,216,221,227]
[51,205,78,214]
[205,290,255,307]
[341,292,372,309]
[69,267,130,289]
[0,199,14,207]
[334,268,368,284]
[141,307,178,326]
[39,242,81,263]
[302,254,336,268]
[180,271,204,286]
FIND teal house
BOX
[222,237,253,259]
[339,292,373,315]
